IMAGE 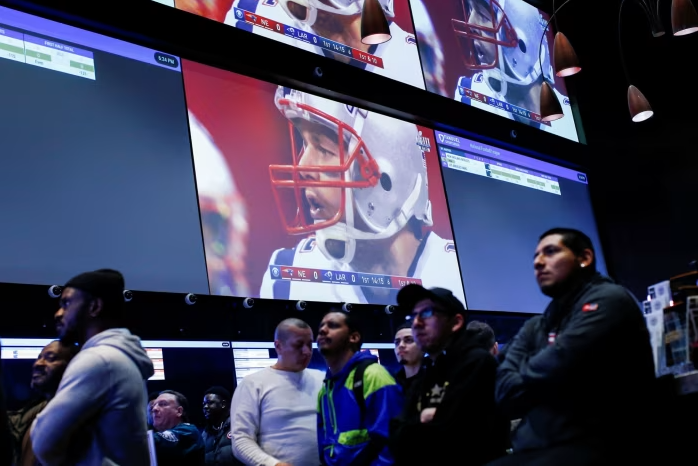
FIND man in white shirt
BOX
[230,318,324,466]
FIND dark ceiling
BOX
[541,0,698,297]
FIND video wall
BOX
[0,3,603,313]
[153,0,580,142]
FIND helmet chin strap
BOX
[315,175,425,264]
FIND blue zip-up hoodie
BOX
[318,351,403,466]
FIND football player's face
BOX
[295,119,343,223]
[466,0,497,66]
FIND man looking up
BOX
[317,310,403,466]
[389,286,508,466]
[31,269,154,466]
[393,320,424,395]
[151,390,205,465]
[9,341,77,466]
[490,228,656,465]
[202,386,238,465]
[231,318,324,466]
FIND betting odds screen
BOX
[0,5,209,294]
[436,131,606,313]
[410,0,580,142]
[1,338,235,426]
[183,60,464,306]
[160,0,425,89]
[231,341,398,385]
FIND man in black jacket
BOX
[389,285,508,466]
[488,228,656,466]
[201,386,239,465]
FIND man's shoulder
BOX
[581,279,640,313]
[360,362,398,395]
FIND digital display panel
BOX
[0,6,208,294]
[436,131,606,313]
[231,341,398,384]
[1,338,235,427]
[410,0,579,142]
[165,0,425,88]
[183,60,464,306]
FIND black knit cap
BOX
[65,269,125,310]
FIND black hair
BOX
[466,321,496,350]
[396,320,413,333]
[159,390,190,423]
[539,228,597,272]
[204,386,231,403]
[325,310,363,351]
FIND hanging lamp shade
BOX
[540,81,564,122]
[628,85,654,122]
[361,0,391,45]
[553,32,581,77]
[672,0,698,35]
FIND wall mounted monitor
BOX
[435,131,606,313]
[160,0,425,89]
[1,338,235,427]
[0,6,208,293]
[410,0,580,142]
[183,60,464,306]
[231,341,398,385]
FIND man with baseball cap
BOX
[31,269,154,466]
[389,285,508,466]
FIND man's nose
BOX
[298,148,320,179]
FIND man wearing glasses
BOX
[389,285,508,466]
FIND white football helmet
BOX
[190,112,250,296]
[453,0,553,97]
[280,0,394,27]
[270,86,433,264]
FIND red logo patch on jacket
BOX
[582,303,599,312]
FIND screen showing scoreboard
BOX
[409,0,580,142]
[183,59,464,306]
[436,131,605,313]
[164,0,425,89]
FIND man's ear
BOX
[88,297,104,318]
[451,313,464,333]
[349,332,361,347]
[176,406,184,418]
[579,248,594,268]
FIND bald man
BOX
[230,319,324,466]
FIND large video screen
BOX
[436,131,606,313]
[1,338,235,427]
[166,0,425,89]
[410,0,579,142]
[232,341,398,384]
[0,6,208,293]
[183,60,464,306]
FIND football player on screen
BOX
[451,0,577,139]
[260,86,464,305]
[189,112,251,297]
[223,0,425,89]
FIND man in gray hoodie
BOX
[31,269,155,466]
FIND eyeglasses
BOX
[410,307,436,321]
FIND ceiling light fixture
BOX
[360,0,391,45]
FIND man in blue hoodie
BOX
[31,269,154,466]
[316,310,403,466]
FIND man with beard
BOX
[8,341,77,466]
[316,311,403,466]
[31,269,154,466]
[201,386,238,465]
[488,228,655,466]
[230,318,323,466]
[389,286,508,466]
[393,320,424,395]
[151,390,205,466]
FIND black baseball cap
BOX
[397,285,466,316]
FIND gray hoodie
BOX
[31,328,155,466]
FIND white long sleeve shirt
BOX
[231,367,324,466]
